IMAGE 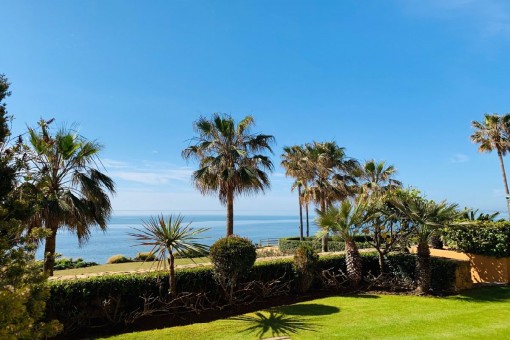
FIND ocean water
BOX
[35,215,319,264]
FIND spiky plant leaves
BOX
[130,214,209,297]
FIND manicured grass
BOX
[104,286,510,339]
[52,257,210,277]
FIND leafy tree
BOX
[27,121,115,275]
[130,214,209,297]
[387,190,461,293]
[0,74,61,339]
[182,113,275,236]
[471,113,510,217]
[316,199,371,288]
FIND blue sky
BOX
[2,0,510,216]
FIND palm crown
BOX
[182,113,275,235]
[27,120,115,275]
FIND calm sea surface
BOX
[35,215,319,263]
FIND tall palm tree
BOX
[27,120,115,275]
[358,160,402,198]
[130,214,209,297]
[281,145,307,240]
[182,114,275,236]
[303,141,359,251]
[316,199,371,288]
[388,191,460,294]
[471,113,510,217]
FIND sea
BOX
[35,214,319,264]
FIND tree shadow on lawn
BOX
[232,311,317,339]
[453,285,510,303]
[277,303,340,316]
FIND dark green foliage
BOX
[293,244,319,293]
[0,75,62,339]
[209,236,257,301]
[54,256,98,270]
[279,237,372,254]
[46,252,459,334]
[444,221,510,258]
[209,236,257,279]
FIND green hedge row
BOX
[444,221,510,258]
[279,236,373,254]
[46,252,458,333]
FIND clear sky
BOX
[2,0,510,216]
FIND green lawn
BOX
[104,286,510,339]
[52,257,210,277]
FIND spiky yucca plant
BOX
[130,215,209,297]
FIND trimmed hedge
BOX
[444,221,510,258]
[279,236,372,254]
[46,252,458,334]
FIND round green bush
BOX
[210,236,257,302]
[106,254,133,264]
[209,235,257,277]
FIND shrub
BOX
[209,235,257,302]
[46,252,459,335]
[54,256,98,270]
[107,254,133,264]
[293,244,319,293]
[134,252,156,262]
[444,221,510,258]
[279,237,372,254]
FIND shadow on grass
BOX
[277,303,340,316]
[454,285,510,303]
[232,311,316,339]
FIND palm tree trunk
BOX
[226,187,234,236]
[298,185,303,241]
[305,203,310,237]
[321,199,328,252]
[497,150,510,218]
[43,227,58,276]
[416,239,431,294]
[345,239,362,288]
[168,252,176,297]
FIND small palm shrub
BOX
[293,244,319,293]
[209,235,257,303]
[107,254,133,264]
[134,252,156,262]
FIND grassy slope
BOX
[52,257,210,277]
[104,286,510,340]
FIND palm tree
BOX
[27,120,115,275]
[471,113,510,217]
[182,114,275,236]
[358,160,402,198]
[130,214,209,297]
[356,160,403,271]
[388,191,460,294]
[281,145,307,240]
[316,199,371,288]
[303,141,359,251]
